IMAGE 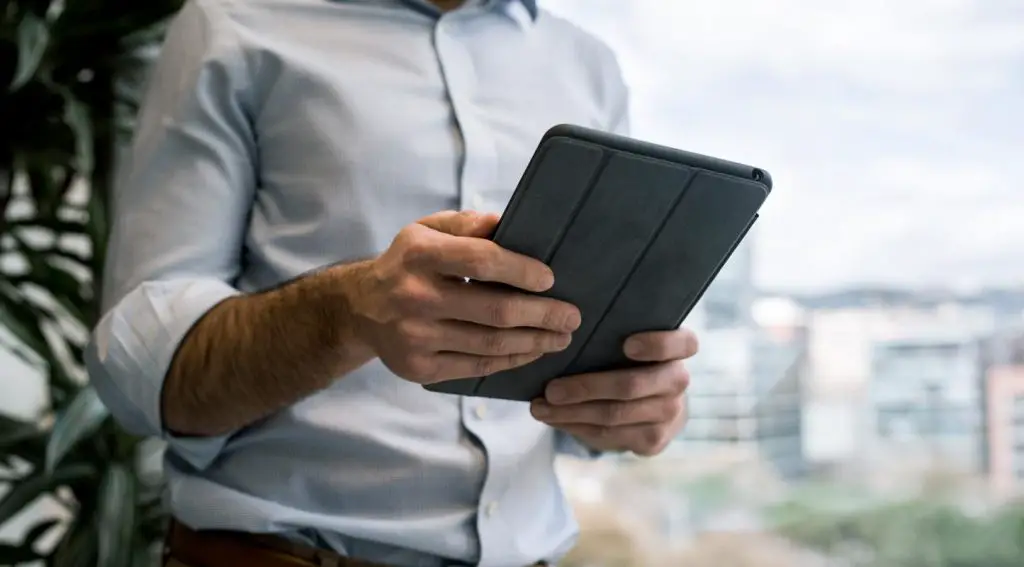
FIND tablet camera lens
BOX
[752,169,764,182]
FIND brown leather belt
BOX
[165,520,548,567]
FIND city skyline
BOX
[545,0,1024,292]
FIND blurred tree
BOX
[772,497,1024,567]
[1,1,184,565]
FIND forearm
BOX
[162,261,376,436]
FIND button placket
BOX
[436,14,510,565]
[433,17,499,214]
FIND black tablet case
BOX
[426,124,771,401]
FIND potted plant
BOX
[1,1,183,565]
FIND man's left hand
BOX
[530,328,698,456]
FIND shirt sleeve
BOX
[555,432,604,460]
[85,0,257,472]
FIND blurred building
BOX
[698,239,755,330]
[752,326,807,480]
[803,302,996,468]
[984,365,1024,493]
[671,291,808,481]
[869,332,986,473]
[981,324,1024,493]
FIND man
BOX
[86,0,699,566]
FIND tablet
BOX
[425,124,772,401]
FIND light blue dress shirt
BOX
[85,0,629,565]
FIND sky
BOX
[543,0,1024,292]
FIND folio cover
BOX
[426,124,772,401]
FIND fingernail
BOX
[538,270,555,291]
[531,401,551,419]
[563,311,582,332]
[624,337,645,359]
[546,383,567,404]
[552,334,572,351]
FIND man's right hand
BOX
[342,210,581,385]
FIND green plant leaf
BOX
[97,463,137,567]
[5,217,90,234]
[0,414,40,448]
[0,463,94,526]
[45,387,109,474]
[0,543,44,565]
[0,283,52,358]
[64,97,93,175]
[0,334,42,367]
[24,255,90,322]
[11,12,50,91]
[0,424,47,470]
[25,517,62,547]
[50,520,99,567]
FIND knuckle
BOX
[540,303,571,331]
[487,299,517,327]
[455,210,477,224]
[660,396,685,421]
[603,402,628,425]
[392,278,438,315]
[474,356,499,377]
[464,247,495,277]
[396,228,432,262]
[482,331,508,354]
[675,365,691,393]
[391,277,421,306]
[541,331,568,352]
[395,319,430,348]
[618,373,647,399]
[567,379,591,402]
[636,427,668,457]
[662,361,690,394]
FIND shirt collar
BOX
[503,0,537,25]
[508,0,538,21]
[391,0,538,22]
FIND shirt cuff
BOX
[555,430,604,460]
[86,279,241,470]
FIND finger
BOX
[418,210,500,238]
[420,352,544,383]
[425,320,572,356]
[530,394,684,427]
[557,423,675,457]
[543,361,689,405]
[429,237,555,293]
[433,280,581,332]
[623,328,699,362]
[410,212,554,292]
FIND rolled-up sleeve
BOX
[555,433,603,460]
[85,0,256,471]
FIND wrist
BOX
[320,259,378,362]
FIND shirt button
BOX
[484,501,499,517]
[474,404,487,419]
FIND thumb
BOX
[419,210,500,238]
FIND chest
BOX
[239,6,611,280]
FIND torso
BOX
[165,2,627,566]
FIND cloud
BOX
[543,0,1024,291]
